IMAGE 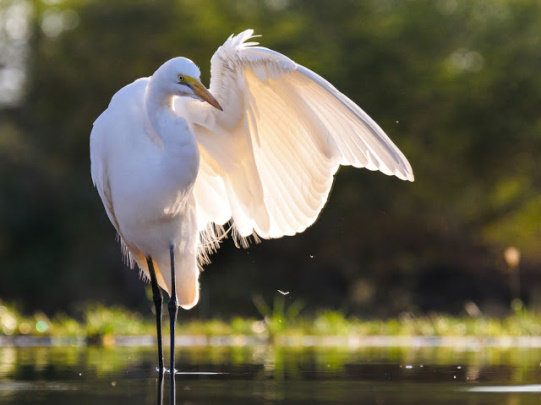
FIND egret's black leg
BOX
[147,256,164,372]
[157,367,164,405]
[168,244,178,404]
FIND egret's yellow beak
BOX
[189,80,223,111]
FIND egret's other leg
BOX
[157,367,164,405]
[168,244,178,402]
[147,256,164,372]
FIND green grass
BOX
[1,300,541,342]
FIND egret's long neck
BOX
[144,81,179,145]
[144,78,200,188]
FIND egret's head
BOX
[154,57,222,111]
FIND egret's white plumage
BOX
[90,29,413,313]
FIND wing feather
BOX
[189,30,413,244]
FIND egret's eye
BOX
[178,74,185,83]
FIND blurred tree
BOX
[0,0,540,317]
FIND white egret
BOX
[90,29,413,384]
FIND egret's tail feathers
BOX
[146,247,200,310]
[123,238,201,310]
[177,278,199,310]
[174,246,200,309]
[142,259,200,309]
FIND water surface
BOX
[1,343,540,404]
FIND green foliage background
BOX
[1,0,540,319]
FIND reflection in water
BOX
[157,370,163,405]
[0,345,540,404]
[158,370,229,405]
[467,385,541,393]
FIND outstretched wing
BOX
[188,30,413,244]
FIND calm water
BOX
[0,342,540,404]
